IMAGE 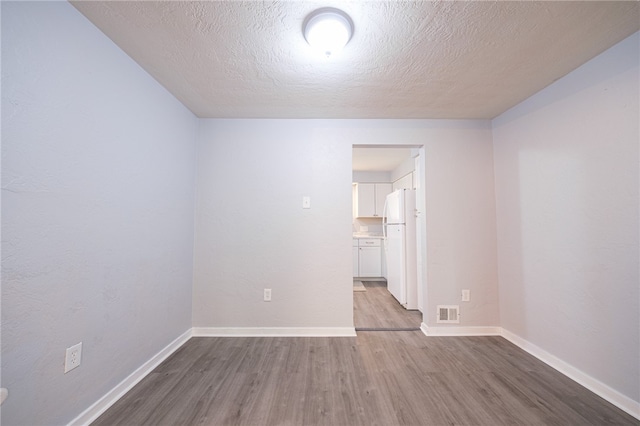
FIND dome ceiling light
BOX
[303,8,354,57]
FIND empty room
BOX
[1,1,638,425]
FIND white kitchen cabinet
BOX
[354,183,392,218]
[354,183,375,217]
[358,246,381,277]
[353,238,382,277]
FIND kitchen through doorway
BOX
[351,145,427,330]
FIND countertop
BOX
[352,234,384,239]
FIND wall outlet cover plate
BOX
[64,342,82,373]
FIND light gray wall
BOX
[193,119,500,329]
[1,2,197,424]
[193,120,354,329]
[413,121,499,326]
[492,32,639,403]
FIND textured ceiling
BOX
[72,1,639,119]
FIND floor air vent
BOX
[437,305,460,323]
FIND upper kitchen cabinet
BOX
[354,183,392,218]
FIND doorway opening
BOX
[351,145,427,332]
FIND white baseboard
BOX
[500,328,640,420]
[192,327,357,337]
[67,329,192,426]
[420,324,640,419]
[420,323,502,336]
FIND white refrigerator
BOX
[383,189,418,310]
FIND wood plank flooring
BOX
[353,281,422,330]
[92,285,639,426]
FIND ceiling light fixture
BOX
[303,8,354,57]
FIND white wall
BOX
[1,3,197,425]
[493,32,639,404]
[193,119,499,330]
[415,121,499,327]
[193,120,354,329]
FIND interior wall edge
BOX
[500,328,640,420]
[421,323,640,419]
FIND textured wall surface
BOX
[493,33,639,403]
[1,2,197,424]
[193,120,354,329]
[193,119,500,330]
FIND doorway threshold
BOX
[355,327,420,332]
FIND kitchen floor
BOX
[354,280,422,330]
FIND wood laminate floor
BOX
[353,281,422,330]
[92,285,638,426]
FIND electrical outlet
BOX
[64,342,82,373]
[264,288,272,302]
[461,289,470,302]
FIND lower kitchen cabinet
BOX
[358,246,381,277]
[353,238,382,278]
